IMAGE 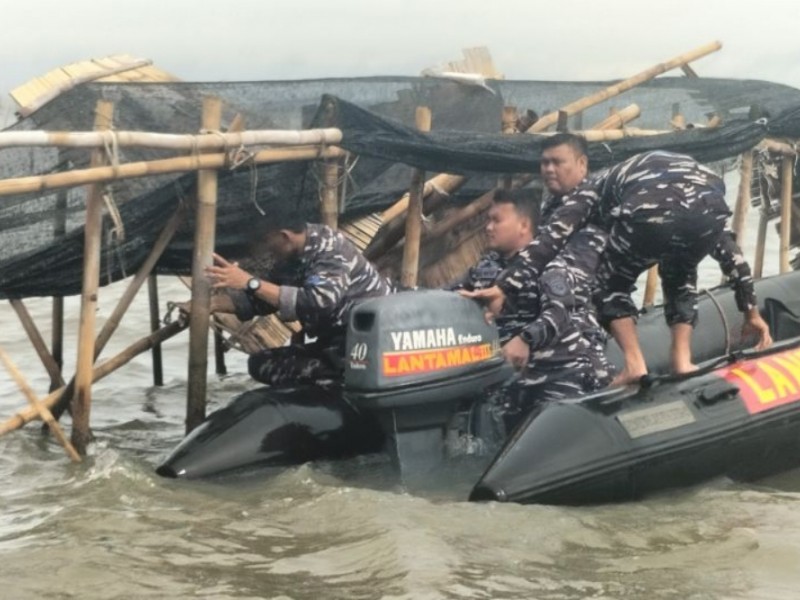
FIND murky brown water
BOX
[2,175,800,599]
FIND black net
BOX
[1,75,799,299]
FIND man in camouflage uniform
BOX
[205,218,393,386]
[458,189,613,428]
[475,134,772,386]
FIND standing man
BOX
[205,216,393,386]
[472,134,772,385]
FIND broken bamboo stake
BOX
[591,104,641,130]
[0,348,81,462]
[780,155,794,273]
[0,145,346,199]
[527,41,722,133]
[400,107,432,289]
[753,209,769,279]
[72,99,114,455]
[186,96,221,434]
[0,320,188,436]
[0,127,343,150]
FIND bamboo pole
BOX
[9,299,65,389]
[0,321,188,436]
[400,107,432,289]
[591,104,641,130]
[754,209,769,279]
[0,145,346,199]
[72,99,114,455]
[526,41,722,133]
[364,173,466,260]
[501,106,517,191]
[780,155,794,273]
[52,181,67,388]
[0,348,81,462]
[186,97,222,434]
[320,159,340,229]
[147,275,164,387]
[49,206,185,420]
[731,150,754,245]
[0,127,343,150]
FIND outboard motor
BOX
[343,290,513,472]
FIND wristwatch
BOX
[245,277,261,295]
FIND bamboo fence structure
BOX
[2,40,798,460]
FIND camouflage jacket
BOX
[500,151,756,311]
[501,225,611,373]
[231,224,393,342]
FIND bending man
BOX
[205,217,393,385]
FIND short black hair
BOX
[253,212,307,237]
[492,188,540,225]
[541,132,588,159]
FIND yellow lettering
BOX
[730,367,776,404]
[759,363,797,398]
[383,356,396,375]
[771,356,800,390]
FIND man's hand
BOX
[458,285,506,316]
[502,335,530,370]
[742,307,773,351]
[205,252,250,290]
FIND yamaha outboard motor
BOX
[344,290,513,472]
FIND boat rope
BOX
[701,288,731,355]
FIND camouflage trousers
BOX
[595,187,728,327]
[247,341,342,386]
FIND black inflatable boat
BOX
[157,271,800,505]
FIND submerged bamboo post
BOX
[0,321,188,436]
[49,206,185,420]
[0,348,81,462]
[780,155,794,273]
[147,274,164,386]
[52,182,67,388]
[400,107,432,289]
[186,96,222,434]
[527,41,722,133]
[731,150,754,245]
[72,99,114,455]
[9,299,65,389]
[320,159,340,229]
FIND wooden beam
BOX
[731,150,754,245]
[9,299,65,390]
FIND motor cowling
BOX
[344,290,512,422]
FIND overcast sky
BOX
[2,0,799,108]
